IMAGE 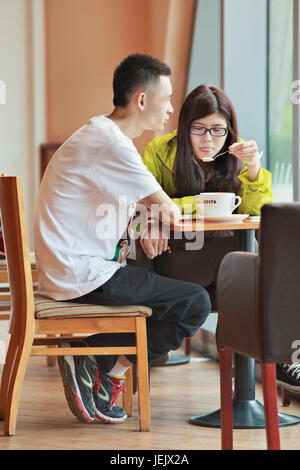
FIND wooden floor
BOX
[1,349,300,450]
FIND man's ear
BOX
[137,91,146,111]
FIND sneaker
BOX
[276,363,300,392]
[93,371,127,424]
[57,341,97,423]
[151,352,171,367]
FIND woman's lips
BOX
[199,147,214,153]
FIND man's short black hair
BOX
[113,53,171,107]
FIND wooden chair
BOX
[0,255,37,315]
[0,257,61,370]
[0,264,11,320]
[0,175,151,435]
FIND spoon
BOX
[202,149,229,162]
[202,149,263,163]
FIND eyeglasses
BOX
[189,125,228,137]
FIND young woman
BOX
[140,85,274,315]
[142,84,273,216]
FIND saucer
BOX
[204,214,249,222]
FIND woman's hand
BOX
[229,140,260,165]
[229,140,262,182]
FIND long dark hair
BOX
[173,85,243,196]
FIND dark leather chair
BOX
[217,203,300,450]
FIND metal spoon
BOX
[202,148,263,163]
[202,149,229,162]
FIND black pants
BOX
[67,259,211,372]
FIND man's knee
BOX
[183,283,211,334]
[188,282,211,312]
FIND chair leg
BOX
[46,335,57,367]
[184,337,191,355]
[135,317,150,431]
[123,364,133,417]
[0,334,18,420]
[220,348,233,450]
[4,332,34,435]
[132,363,137,395]
[46,356,57,367]
[281,387,291,407]
[261,362,281,450]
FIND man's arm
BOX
[137,190,181,259]
[138,189,181,226]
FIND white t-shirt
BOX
[34,115,161,300]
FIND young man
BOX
[34,54,211,424]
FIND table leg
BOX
[189,229,300,428]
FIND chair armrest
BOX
[216,252,259,355]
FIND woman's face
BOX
[189,112,228,162]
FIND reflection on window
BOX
[268,0,293,202]
[269,0,293,201]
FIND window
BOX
[187,0,297,201]
[268,0,294,202]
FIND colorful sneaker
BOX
[57,341,97,423]
[276,363,300,392]
[93,371,127,423]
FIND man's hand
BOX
[140,219,169,259]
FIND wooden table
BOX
[137,216,299,429]
[172,217,260,232]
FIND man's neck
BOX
[106,108,143,140]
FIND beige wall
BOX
[0,0,45,248]
[0,0,46,365]
[45,0,196,153]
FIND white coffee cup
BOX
[194,192,242,216]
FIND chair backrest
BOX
[258,202,300,362]
[0,176,34,335]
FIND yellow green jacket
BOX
[142,130,274,216]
